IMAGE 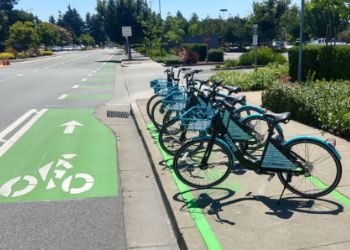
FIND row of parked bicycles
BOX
[146,65,342,200]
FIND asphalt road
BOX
[0,49,126,249]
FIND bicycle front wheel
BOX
[173,139,233,189]
[159,118,203,156]
[151,99,167,131]
[146,95,162,121]
[277,139,342,198]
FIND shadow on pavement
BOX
[95,60,121,64]
[173,188,344,225]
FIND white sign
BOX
[122,26,132,37]
[253,35,258,46]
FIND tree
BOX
[49,15,56,24]
[0,0,19,51]
[6,21,39,51]
[59,5,85,42]
[305,0,350,42]
[37,22,60,49]
[85,12,107,46]
[79,34,95,47]
[57,26,73,45]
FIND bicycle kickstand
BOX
[277,173,292,205]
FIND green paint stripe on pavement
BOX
[147,123,223,250]
[66,94,113,100]
[309,176,350,208]
[79,84,113,90]
[0,109,118,203]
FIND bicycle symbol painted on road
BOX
[0,154,95,198]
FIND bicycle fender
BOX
[283,136,342,160]
[191,136,234,154]
[234,105,265,115]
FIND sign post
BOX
[122,26,132,60]
[252,24,258,71]
[204,35,210,63]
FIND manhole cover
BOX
[107,111,130,118]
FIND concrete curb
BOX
[130,102,206,250]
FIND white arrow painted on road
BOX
[60,121,83,134]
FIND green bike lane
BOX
[0,109,117,203]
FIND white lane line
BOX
[33,69,39,72]
[72,85,79,89]
[88,73,92,77]
[0,109,48,157]
[17,74,24,77]
[58,94,67,100]
[0,109,37,141]
[93,70,96,73]
[82,78,87,82]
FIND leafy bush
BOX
[183,43,207,61]
[162,55,183,66]
[288,45,322,81]
[224,59,239,67]
[16,52,29,59]
[262,81,350,137]
[148,48,163,59]
[288,45,350,81]
[210,63,288,91]
[208,49,224,62]
[179,48,198,64]
[0,52,15,59]
[319,45,350,81]
[239,48,287,66]
[39,50,53,56]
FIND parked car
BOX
[62,45,74,51]
[51,46,62,52]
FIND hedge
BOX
[239,48,286,66]
[288,45,321,81]
[288,45,350,81]
[0,52,15,59]
[208,49,224,62]
[183,43,207,61]
[262,81,350,138]
[210,63,288,91]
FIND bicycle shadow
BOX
[173,188,344,225]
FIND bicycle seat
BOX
[196,79,209,85]
[264,111,291,124]
[212,79,224,85]
[223,86,241,94]
[226,95,246,105]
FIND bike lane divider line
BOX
[0,109,38,140]
[147,123,223,250]
[64,94,113,100]
[0,109,118,203]
[72,85,79,89]
[0,109,47,158]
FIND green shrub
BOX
[148,48,163,59]
[162,55,183,66]
[179,48,198,64]
[224,59,239,67]
[183,43,207,61]
[16,52,29,59]
[262,81,350,137]
[288,45,322,81]
[319,45,350,81]
[39,50,53,56]
[208,49,224,62]
[210,63,288,91]
[239,48,287,66]
[0,52,15,59]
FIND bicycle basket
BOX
[150,78,167,88]
[180,106,215,131]
[152,82,178,96]
[163,91,188,111]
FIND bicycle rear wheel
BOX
[146,95,162,121]
[173,139,233,189]
[277,139,342,198]
[151,99,167,131]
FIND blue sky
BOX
[17,0,300,21]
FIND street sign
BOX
[253,35,258,46]
[122,26,132,37]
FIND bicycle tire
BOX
[146,95,162,121]
[173,139,233,189]
[238,116,284,159]
[277,138,342,198]
[159,118,203,156]
[151,99,167,131]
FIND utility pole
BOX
[298,0,305,82]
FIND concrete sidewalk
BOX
[122,53,350,249]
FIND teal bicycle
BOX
[173,101,342,199]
